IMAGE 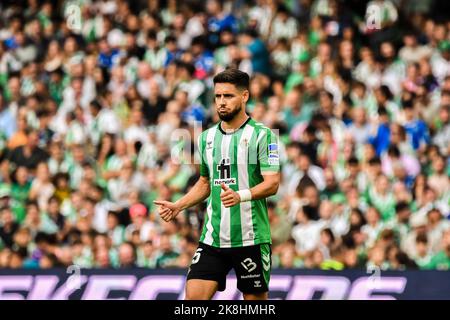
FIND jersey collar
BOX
[218,116,251,135]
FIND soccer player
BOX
[154,69,280,300]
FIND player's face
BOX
[214,82,248,122]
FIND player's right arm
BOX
[154,176,210,222]
[154,132,211,222]
[177,175,210,211]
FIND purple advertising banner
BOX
[0,269,449,300]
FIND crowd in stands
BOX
[0,0,449,270]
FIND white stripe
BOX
[203,128,217,245]
[205,128,216,173]
[238,126,255,246]
[203,199,214,245]
[256,129,267,145]
[219,134,232,247]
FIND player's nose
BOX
[217,95,227,106]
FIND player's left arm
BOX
[248,172,280,200]
[220,173,280,208]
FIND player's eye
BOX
[215,94,234,99]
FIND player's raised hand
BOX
[220,183,240,208]
[153,200,180,222]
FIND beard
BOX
[218,105,242,122]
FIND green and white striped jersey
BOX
[198,117,280,248]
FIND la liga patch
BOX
[268,143,278,152]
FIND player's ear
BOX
[242,89,250,103]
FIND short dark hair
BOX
[242,28,258,38]
[301,204,317,220]
[378,107,389,117]
[368,157,381,166]
[380,85,393,100]
[387,145,401,158]
[348,157,359,166]
[402,99,414,109]
[416,233,428,244]
[176,61,195,77]
[395,201,410,213]
[213,69,250,90]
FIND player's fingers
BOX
[154,200,169,207]
[161,212,173,221]
[221,183,230,191]
[224,201,235,208]
[223,198,235,205]
[221,195,234,202]
[220,192,230,200]
[221,189,233,197]
[159,208,171,216]
[220,196,230,202]
[160,208,172,217]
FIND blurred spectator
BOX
[118,241,137,268]
[7,130,48,171]
[0,0,448,271]
[155,232,179,268]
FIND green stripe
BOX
[199,198,211,243]
[256,128,272,240]
[199,131,209,176]
[198,131,209,243]
[211,128,223,247]
[251,125,271,244]
[260,244,271,286]
[230,130,243,247]
[250,123,262,243]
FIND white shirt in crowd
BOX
[287,165,326,195]
[291,220,323,254]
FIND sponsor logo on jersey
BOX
[268,143,279,166]
[268,153,279,158]
[217,158,231,179]
[268,157,279,166]
[268,143,278,152]
[213,178,236,186]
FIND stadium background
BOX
[0,0,448,299]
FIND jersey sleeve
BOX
[257,127,280,173]
[197,133,209,177]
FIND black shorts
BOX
[186,242,272,294]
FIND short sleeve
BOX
[257,128,280,173]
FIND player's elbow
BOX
[267,180,280,196]
[263,173,280,196]
[201,177,211,194]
